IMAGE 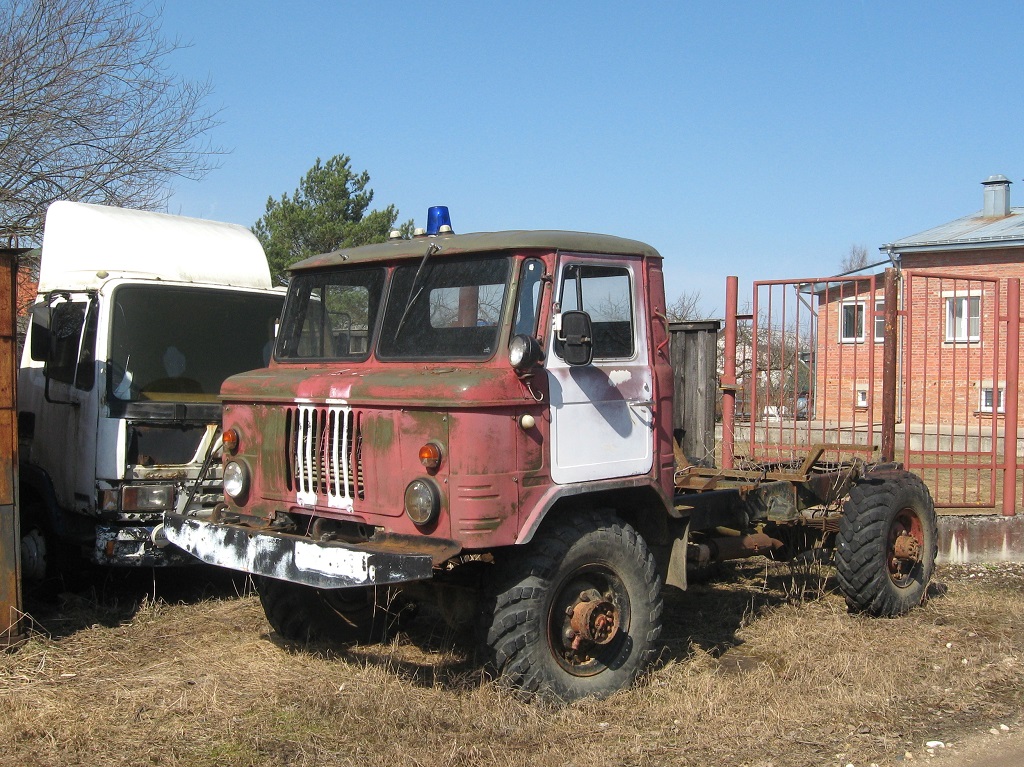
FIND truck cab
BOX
[19,201,284,580]
[166,209,676,700]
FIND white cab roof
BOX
[38,201,272,293]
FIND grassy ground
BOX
[1,561,1021,767]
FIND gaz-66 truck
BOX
[20,201,284,582]
[164,208,937,701]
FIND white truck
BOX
[19,201,284,582]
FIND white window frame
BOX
[979,386,1005,414]
[855,387,869,408]
[943,291,981,343]
[839,299,866,343]
[873,299,885,343]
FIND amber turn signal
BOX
[418,442,442,470]
[222,428,239,454]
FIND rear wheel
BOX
[256,577,415,645]
[480,510,663,702]
[835,472,937,617]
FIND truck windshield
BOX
[378,255,511,360]
[276,268,385,361]
[109,285,283,402]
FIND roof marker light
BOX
[426,206,453,235]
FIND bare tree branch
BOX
[839,244,870,273]
[667,289,709,321]
[0,0,223,245]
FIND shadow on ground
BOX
[22,564,251,639]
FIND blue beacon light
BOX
[426,206,453,235]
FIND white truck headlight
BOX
[404,478,440,526]
[121,484,175,511]
[224,460,249,500]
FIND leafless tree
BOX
[667,289,708,321]
[839,244,871,273]
[0,0,222,246]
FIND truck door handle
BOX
[629,400,654,408]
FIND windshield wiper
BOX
[394,242,440,339]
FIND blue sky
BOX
[159,1,1024,316]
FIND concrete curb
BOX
[938,515,1024,564]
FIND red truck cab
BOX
[166,214,676,700]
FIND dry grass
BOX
[1,562,1022,767]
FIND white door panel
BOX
[548,258,653,485]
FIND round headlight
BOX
[404,478,440,526]
[223,460,249,500]
[509,334,542,372]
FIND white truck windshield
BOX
[109,285,283,402]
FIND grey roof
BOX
[290,229,662,272]
[885,208,1024,254]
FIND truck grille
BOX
[285,405,363,510]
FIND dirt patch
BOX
[1,562,1021,767]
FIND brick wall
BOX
[815,247,1024,432]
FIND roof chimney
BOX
[982,174,1012,218]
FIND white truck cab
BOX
[19,201,284,581]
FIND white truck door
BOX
[547,257,654,484]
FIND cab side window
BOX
[557,264,634,359]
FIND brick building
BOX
[814,174,1024,437]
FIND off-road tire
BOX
[835,471,937,617]
[480,510,663,702]
[256,577,414,646]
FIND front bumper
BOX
[162,512,436,589]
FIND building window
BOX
[856,388,869,408]
[839,300,865,343]
[980,387,1005,414]
[945,295,981,342]
[874,300,885,343]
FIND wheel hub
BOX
[550,577,628,676]
[569,594,619,647]
[892,532,921,563]
[888,508,925,586]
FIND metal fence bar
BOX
[1003,278,1020,516]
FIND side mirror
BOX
[28,304,51,362]
[558,310,593,367]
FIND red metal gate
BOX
[729,273,888,467]
[902,272,1020,511]
[723,272,1021,514]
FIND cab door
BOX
[546,257,654,484]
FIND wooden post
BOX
[669,320,722,467]
[0,249,23,646]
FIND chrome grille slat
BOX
[288,404,362,510]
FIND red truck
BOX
[164,208,937,701]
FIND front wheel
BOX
[480,510,663,702]
[256,577,415,646]
[835,471,937,617]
